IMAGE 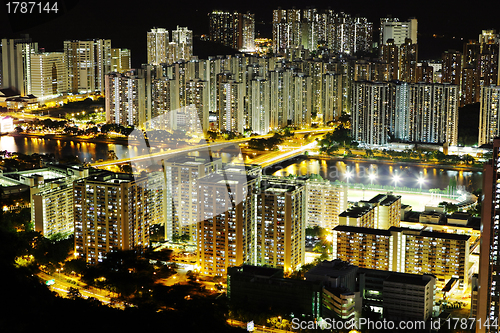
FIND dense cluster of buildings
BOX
[3,6,500,331]
[1,35,131,105]
[2,9,500,148]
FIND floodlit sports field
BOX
[348,188,459,211]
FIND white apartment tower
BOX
[170,26,193,63]
[255,181,306,273]
[147,28,169,65]
[197,171,257,277]
[64,39,111,94]
[74,172,163,264]
[1,35,38,96]
[30,52,68,100]
[380,18,418,46]
[351,81,394,146]
[479,85,500,146]
[105,71,145,127]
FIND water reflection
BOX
[0,135,151,162]
[272,158,483,192]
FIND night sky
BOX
[1,0,499,66]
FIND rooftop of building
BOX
[402,210,480,230]
[261,179,302,193]
[388,226,471,241]
[383,273,434,286]
[81,171,136,184]
[198,169,257,185]
[164,153,220,165]
[334,225,392,236]
[305,259,358,278]
[339,205,374,218]
[228,265,283,279]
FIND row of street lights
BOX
[344,167,426,190]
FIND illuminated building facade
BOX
[249,77,270,134]
[64,39,111,94]
[407,83,459,145]
[399,38,418,82]
[380,17,418,46]
[476,138,500,332]
[479,85,500,146]
[163,155,222,242]
[461,31,499,106]
[254,181,305,273]
[170,26,193,63]
[217,73,244,133]
[352,81,458,146]
[272,8,372,55]
[105,70,145,127]
[197,171,257,277]
[30,52,68,100]
[74,172,162,264]
[147,28,169,65]
[351,81,394,146]
[380,39,399,80]
[442,50,462,85]
[111,48,131,73]
[1,35,38,96]
[208,11,255,52]
[333,226,470,288]
[322,72,343,124]
[305,177,347,230]
[18,165,88,238]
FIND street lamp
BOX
[344,166,353,186]
[393,172,401,189]
[368,172,377,186]
[417,172,425,192]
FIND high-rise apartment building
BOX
[217,72,244,133]
[351,81,394,146]
[338,193,401,229]
[254,180,306,273]
[380,39,399,80]
[111,48,131,73]
[163,155,222,242]
[479,85,500,146]
[273,9,371,55]
[476,138,500,332]
[333,225,470,288]
[147,28,169,65]
[415,62,434,83]
[442,50,462,85]
[197,170,257,277]
[305,177,347,230]
[352,81,458,146]
[64,39,111,94]
[10,165,88,238]
[170,26,193,63]
[1,35,38,96]
[399,38,418,82]
[407,83,459,145]
[74,172,164,264]
[461,31,500,106]
[105,70,145,127]
[249,77,271,134]
[380,17,418,46]
[30,52,68,100]
[209,11,255,52]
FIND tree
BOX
[64,258,88,275]
[81,249,160,299]
[67,287,82,300]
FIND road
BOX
[91,128,334,167]
[227,319,294,332]
[38,271,122,308]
